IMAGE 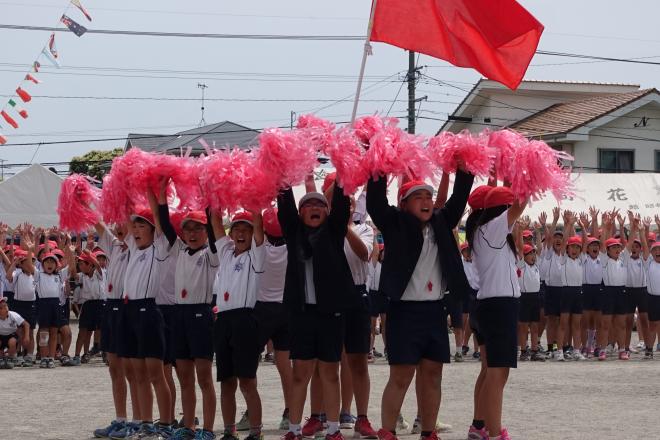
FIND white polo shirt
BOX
[171,239,220,305]
[582,254,604,285]
[123,233,170,301]
[462,259,480,291]
[539,248,552,282]
[473,211,520,299]
[545,251,565,287]
[646,258,660,296]
[73,271,105,304]
[602,252,627,287]
[97,229,130,300]
[213,236,265,312]
[257,243,287,303]
[368,262,382,292]
[0,311,24,336]
[156,256,176,306]
[625,254,646,288]
[344,223,374,286]
[517,260,540,293]
[35,271,64,299]
[401,225,444,301]
[563,256,584,287]
[11,270,35,301]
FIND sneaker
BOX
[40,357,49,368]
[467,425,488,440]
[353,417,378,439]
[339,413,355,430]
[435,421,452,433]
[70,355,82,366]
[553,350,565,362]
[282,433,302,440]
[605,344,615,355]
[279,415,291,431]
[60,355,72,366]
[644,350,654,360]
[220,432,240,440]
[573,350,586,361]
[461,345,470,356]
[170,428,196,440]
[236,411,250,431]
[244,433,264,440]
[372,348,384,358]
[194,430,217,440]
[618,351,630,361]
[23,355,34,367]
[95,420,126,438]
[126,423,158,439]
[302,416,324,438]
[5,357,16,369]
[110,422,141,439]
[530,351,545,362]
[395,414,409,432]
[264,352,275,363]
[493,428,511,440]
[156,423,174,438]
[325,431,344,440]
[89,346,101,357]
[518,350,530,362]
[0,358,6,369]
[410,417,421,435]
[454,351,464,362]
[598,350,607,361]
[82,353,91,364]
[628,346,639,354]
[419,432,438,440]
[472,352,480,360]
[376,429,397,440]
[15,355,24,367]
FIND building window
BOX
[599,149,634,173]
[656,151,660,172]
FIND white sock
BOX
[327,421,339,434]
[289,423,301,435]
[116,417,127,423]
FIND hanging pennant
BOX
[25,73,41,84]
[33,61,41,72]
[1,111,19,129]
[16,87,32,103]
[7,99,28,119]
[71,0,93,21]
[61,15,87,37]
[0,129,7,145]
[41,34,60,68]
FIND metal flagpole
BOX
[350,0,378,125]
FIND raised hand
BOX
[589,206,599,219]
[552,207,560,223]
[538,212,547,227]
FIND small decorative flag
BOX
[33,61,41,72]
[8,99,28,119]
[71,0,93,21]
[25,73,41,84]
[0,129,7,145]
[1,111,18,129]
[16,87,31,103]
[48,33,58,59]
[61,15,87,37]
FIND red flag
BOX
[0,129,7,144]
[370,0,544,90]
[16,87,32,103]
[1,111,19,129]
[25,73,41,84]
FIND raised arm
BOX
[642,216,651,260]
[366,175,390,232]
[250,210,264,246]
[328,180,350,237]
[153,178,177,247]
[277,187,300,238]
[441,169,475,229]
[433,171,450,209]
[589,206,599,237]
[578,212,590,252]
[210,209,226,240]
[507,198,528,228]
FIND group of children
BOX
[2,166,660,440]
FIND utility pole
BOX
[290,111,297,130]
[407,51,423,134]
[197,83,208,127]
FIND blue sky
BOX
[0,0,659,176]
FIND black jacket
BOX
[366,170,474,302]
[277,186,358,314]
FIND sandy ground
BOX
[0,321,658,440]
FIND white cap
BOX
[298,192,329,209]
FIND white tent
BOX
[0,164,64,228]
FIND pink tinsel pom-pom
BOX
[324,128,369,194]
[255,128,317,189]
[353,115,398,145]
[363,125,433,181]
[100,171,134,225]
[296,114,336,154]
[427,131,494,177]
[57,174,101,233]
[487,129,528,183]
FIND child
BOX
[154,178,221,440]
[581,212,603,357]
[213,210,265,440]
[544,207,565,360]
[0,297,29,368]
[460,243,480,359]
[640,220,659,359]
[368,241,387,361]
[623,213,649,355]
[560,226,586,361]
[516,234,544,362]
[367,167,474,440]
[279,182,356,440]
[467,185,526,440]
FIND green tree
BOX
[69,148,123,180]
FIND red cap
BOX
[93,250,107,259]
[52,249,65,258]
[467,185,491,210]
[181,210,208,228]
[263,208,283,238]
[567,236,582,247]
[460,242,469,251]
[522,230,534,239]
[648,232,657,243]
[605,238,622,248]
[483,186,514,209]
[130,207,155,227]
[77,251,98,266]
[40,252,58,263]
[587,236,600,245]
[38,240,59,251]
[322,172,336,193]
[14,249,28,261]
[230,211,254,228]
[650,241,660,251]
[398,180,433,203]
[523,244,536,255]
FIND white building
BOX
[440,80,660,173]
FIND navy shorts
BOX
[386,300,450,365]
[3,292,14,309]
[368,289,389,317]
[158,304,177,365]
[12,300,36,329]
[518,292,541,323]
[79,299,104,330]
[118,299,166,360]
[560,286,583,314]
[173,303,214,361]
[647,294,660,322]
[539,282,546,308]
[254,301,290,352]
[462,288,478,314]
[601,286,627,315]
[544,286,562,317]
[627,287,648,314]
[473,297,519,368]
[0,333,18,350]
[582,284,602,312]
[61,298,71,325]
[344,286,371,354]
[444,293,463,329]
[289,306,345,363]
[101,299,123,354]
[214,308,261,381]
[37,298,67,328]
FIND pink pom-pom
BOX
[487,129,527,183]
[255,128,317,189]
[362,125,433,181]
[100,171,134,225]
[353,115,398,145]
[427,131,494,177]
[57,174,101,233]
[296,114,336,154]
[324,128,369,194]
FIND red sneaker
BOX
[326,431,345,440]
[420,431,439,440]
[618,351,630,360]
[376,429,398,440]
[354,418,378,439]
[282,432,303,440]
[302,417,324,438]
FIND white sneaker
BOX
[636,341,646,350]
[554,350,565,361]
[395,414,409,432]
[606,344,616,355]
[628,346,639,354]
[573,350,586,361]
[411,418,421,435]
[435,420,452,433]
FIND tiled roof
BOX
[510,89,657,137]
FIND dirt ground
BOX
[0,321,657,440]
